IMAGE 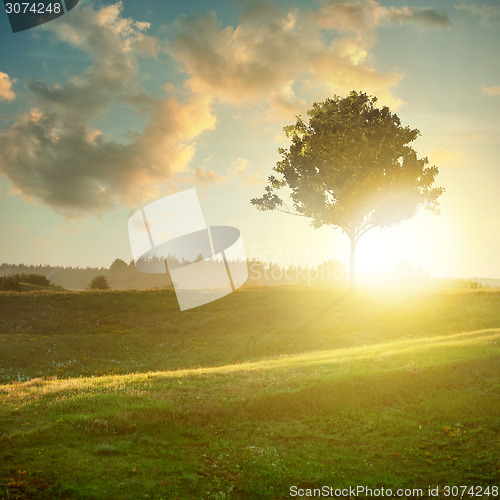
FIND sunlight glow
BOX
[356,226,425,276]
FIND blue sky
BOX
[0,0,499,278]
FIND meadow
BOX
[0,287,499,499]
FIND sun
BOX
[355,226,421,276]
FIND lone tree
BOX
[251,91,444,287]
[89,275,110,291]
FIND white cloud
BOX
[165,1,450,116]
[0,72,16,101]
[191,166,226,185]
[166,0,449,113]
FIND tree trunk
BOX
[349,236,356,289]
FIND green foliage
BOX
[109,259,128,273]
[88,275,110,290]
[252,91,444,236]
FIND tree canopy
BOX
[251,91,444,286]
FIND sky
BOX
[0,0,499,278]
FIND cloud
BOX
[183,157,266,187]
[429,148,465,167]
[456,3,500,25]
[30,1,159,118]
[386,7,451,28]
[0,96,216,212]
[0,72,16,101]
[0,0,453,215]
[184,159,262,186]
[482,86,500,97]
[315,1,450,31]
[44,1,158,88]
[167,0,435,113]
[0,2,215,214]
[230,158,251,175]
[191,166,226,185]
[229,157,264,186]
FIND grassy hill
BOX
[0,288,499,499]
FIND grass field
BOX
[0,287,499,499]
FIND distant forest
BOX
[0,258,348,290]
[1,259,497,291]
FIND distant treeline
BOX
[0,260,171,290]
[2,260,496,291]
[0,258,348,290]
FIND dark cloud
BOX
[388,7,451,28]
[0,96,216,213]
[26,80,107,117]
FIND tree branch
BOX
[355,224,375,243]
[276,203,306,217]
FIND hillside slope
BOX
[1,321,498,499]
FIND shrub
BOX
[0,276,21,291]
[88,275,110,290]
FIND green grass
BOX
[1,287,500,383]
[0,288,499,499]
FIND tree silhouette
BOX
[251,91,444,287]
[89,275,110,291]
[109,258,128,289]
